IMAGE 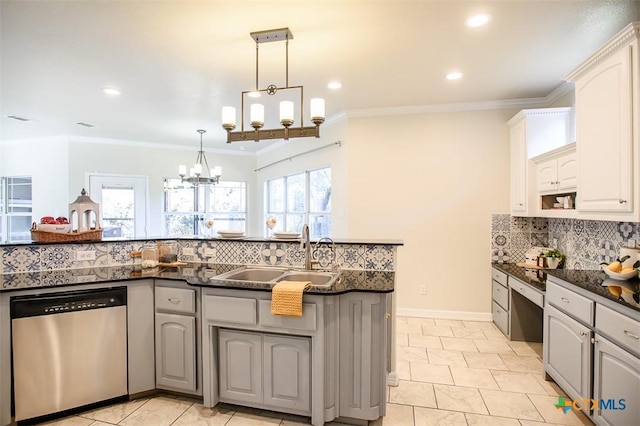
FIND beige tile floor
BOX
[36,316,593,426]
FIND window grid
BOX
[0,176,33,242]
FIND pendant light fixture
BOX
[221,27,325,143]
[178,129,222,185]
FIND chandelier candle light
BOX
[178,129,222,185]
[221,27,325,143]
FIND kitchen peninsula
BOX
[0,236,401,426]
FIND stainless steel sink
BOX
[213,267,288,282]
[281,272,336,286]
[211,266,341,287]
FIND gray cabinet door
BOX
[543,304,591,407]
[155,313,196,392]
[219,329,262,404]
[339,293,386,420]
[593,334,640,426]
[263,334,310,412]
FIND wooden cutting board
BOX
[516,262,547,270]
[158,261,189,267]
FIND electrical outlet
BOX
[76,250,96,261]
[420,285,427,295]
[182,247,195,256]
[204,248,215,257]
[628,239,636,248]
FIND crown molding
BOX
[565,21,640,82]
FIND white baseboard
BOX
[387,371,399,387]
[396,308,492,322]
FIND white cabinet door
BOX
[155,313,196,392]
[557,152,577,191]
[219,329,262,404]
[510,120,528,215]
[537,158,557,193]
[263,334,310,412]
[544,304,592,408]
[593,334,640,426]
[575,45,633,212]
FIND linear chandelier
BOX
[178,129,222,185]
[221,27,325,143]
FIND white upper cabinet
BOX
[507,108,573,216]
[535,144,577,194]
[566,22,640,220]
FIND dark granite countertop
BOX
[0,263,395,295]
[492,263,640,313]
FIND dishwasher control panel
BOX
[10,287,126,318]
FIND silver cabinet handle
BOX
[619,199,628,204]
[168,298,181,304]
[624,330,639,340]
[561,297,570,303]
[580,331,588,336]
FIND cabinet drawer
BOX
[155,286,195,314]
[546,282,594,325]
[596,304,640,356]
[492,280,509,310]
[204,295,256,325]
[491,268,507,287]
[509,278,544,308]
[258,300,317,331]
[492,301,509,336]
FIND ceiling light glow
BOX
[102,87,121,96]
[328,81,342,90]
[466,14,490,27]
[446,72,463,80]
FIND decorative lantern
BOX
[69,188,100,232]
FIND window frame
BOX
[163,179,247,237]
[0,176,33,243]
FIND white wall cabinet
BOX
[507,108,573,217]
[535,144,577,194]
[566,23,639,220]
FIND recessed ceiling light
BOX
[466,14,491,28]
[102,87,121,96]
[76,122,95,128]
[328,81,342,90]
[5,115,32,122]
[446,72,463,80]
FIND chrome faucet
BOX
[300,224,317,270]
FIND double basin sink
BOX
[212,266,341,288]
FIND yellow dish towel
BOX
[271,280,311,317]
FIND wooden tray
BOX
[516,262,547,270]
[30,223,102,243]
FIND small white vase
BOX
[546,258,560,269]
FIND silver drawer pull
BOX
[624,330,640,340]
[561,297,570,303]
[168,298,182,304]
[580,331,588,336]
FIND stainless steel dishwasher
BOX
[11,287,128,422]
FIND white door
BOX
[88,174,148,238]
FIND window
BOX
[0,176,33,242]
[164,179,247,236]
[266,167,331,238]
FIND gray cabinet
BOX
[491,268,509,336]
[543,303,592,408]
[154,283,200,395]
[592,334,640,426]
[155,312,196,392]
[339,292,387,421]
[218,329,311,413]
[219,329,262,404]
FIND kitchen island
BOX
[0,237,401,426]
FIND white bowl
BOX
[601,265,637,281]
[273,231,300,239]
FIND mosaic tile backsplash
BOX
[1,240,397,274]
[492,213,640,269]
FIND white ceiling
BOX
[1,0,638,153]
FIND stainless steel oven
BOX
[10,287,128,422]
